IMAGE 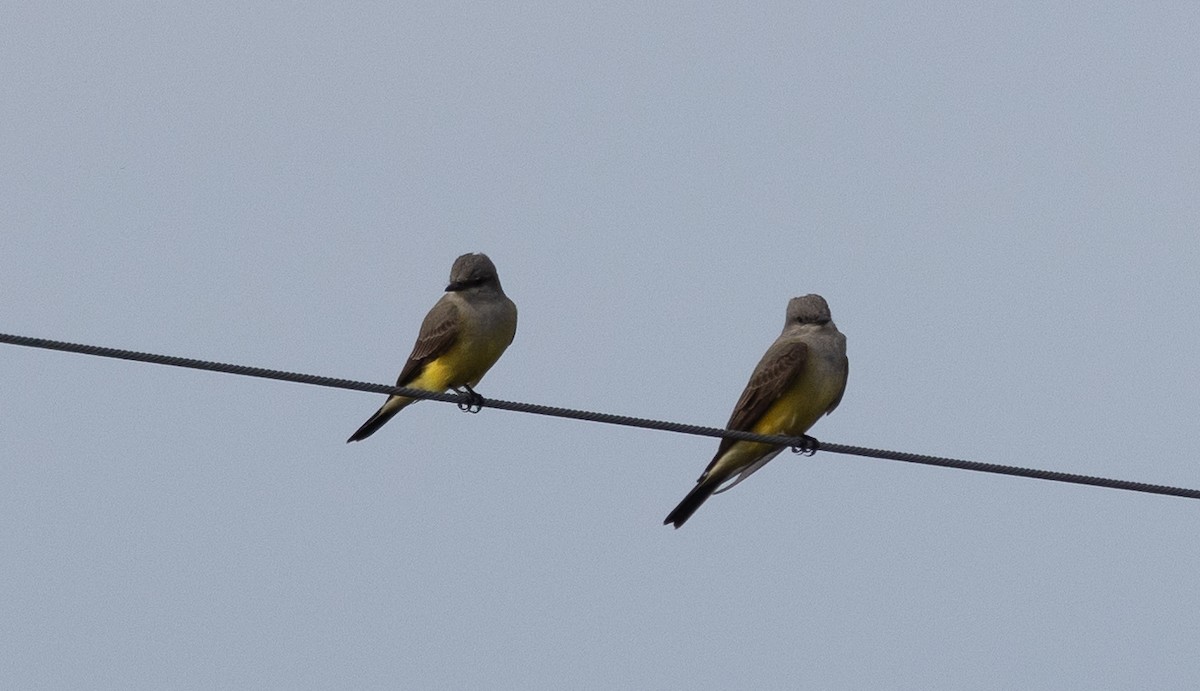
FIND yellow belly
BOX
[409,332,510,392]
[751,374,836,438]
[709,369,843,480]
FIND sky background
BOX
[3,3,1200,689]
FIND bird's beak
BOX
[445,281,462,292]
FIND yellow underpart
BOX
[709,370,843,480]
[409,330,511,393]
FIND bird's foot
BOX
[454,385,484,413]
[790,435,820,456]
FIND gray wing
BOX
[824,354,849,416]
[701,339,809,475]
[395,298,461,386]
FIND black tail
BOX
[346,397,408,443]
[663,479,718,529]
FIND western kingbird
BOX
[346,253,518,443]
[664,294,848,528]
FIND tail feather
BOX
[346,396,411,443]
[663,479,719,529]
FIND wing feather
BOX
[698,339,809,478]
[824,353,849,416]
[395,298,461,385]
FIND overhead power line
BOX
[3,331,1198,501]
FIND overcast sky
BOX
[4,3,1200,689]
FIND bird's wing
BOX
[700,338,809,477]
[395,298,461,385]
[824,353,849,416]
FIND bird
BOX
[664,294,848,528]
[347,252,518,443]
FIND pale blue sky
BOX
[3,3,1200,688]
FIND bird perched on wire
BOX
[347,252,518,443]
[664,294,848,528]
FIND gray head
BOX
[446,253,501,292]
[785,294,833,327]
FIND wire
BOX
[3,330,1198,501]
